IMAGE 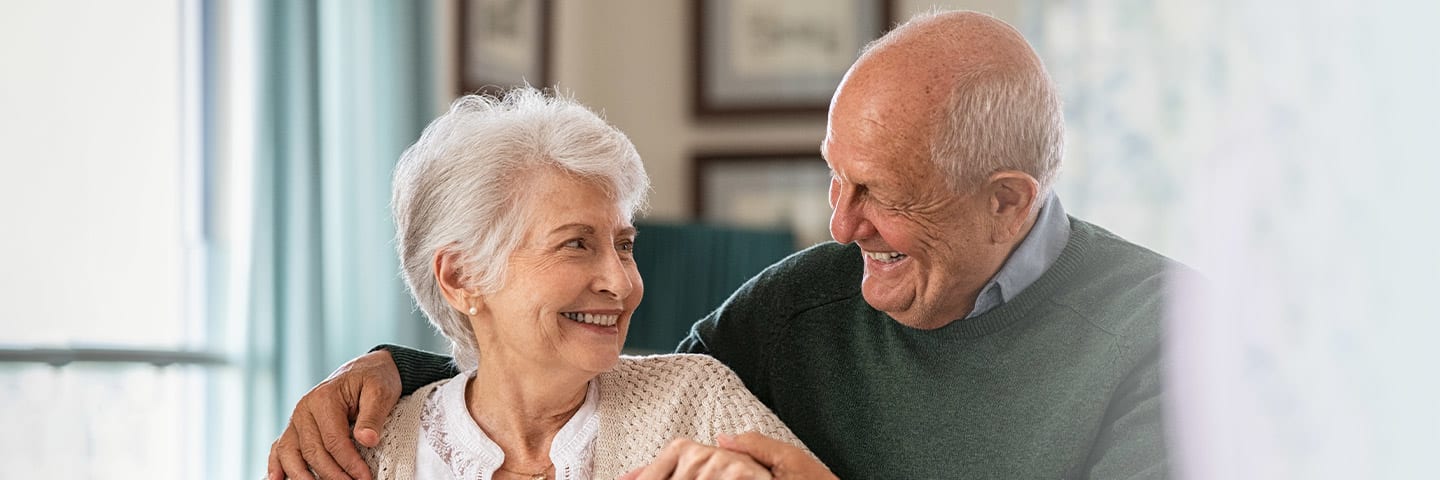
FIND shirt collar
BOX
[965,192,1071,319]
[425,370,600,479]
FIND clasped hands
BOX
[265,350,834,480]
[616,434,833,480]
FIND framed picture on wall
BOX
[457,0,552,95]
[692,0,893,117]
[693,151,834,248]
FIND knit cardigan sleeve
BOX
[593,354,810,479]
[688,356,804,447]
[359,381,445,480]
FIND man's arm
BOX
[375,344,461,395]
[674,283,776,404]
[1083,344,1169,479]
[266,345,459,480]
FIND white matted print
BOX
[693,152,834,248]
[693,0,891,115]
[459,0,551,94]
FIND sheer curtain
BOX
[238,0,444,474]
[1027,0,1440,477]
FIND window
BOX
[0,1,243,478]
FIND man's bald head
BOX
[830,10,1064,195]
[863,11,1046,75]
[820,11,1065,327]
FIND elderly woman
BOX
[356,87,802,479]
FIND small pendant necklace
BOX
[497,464,550,480]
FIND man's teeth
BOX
[865,251,907,263]
[563,312,619,326]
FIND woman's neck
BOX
[466,358,591,470]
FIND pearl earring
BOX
[468,306,478,316]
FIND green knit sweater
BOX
[387,218,1176,479]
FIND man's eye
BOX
[564,239,586,249]
[618,240,635,253]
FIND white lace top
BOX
[414,371,599,480]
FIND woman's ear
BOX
[984,170,1041,243]
[434,247,481,315]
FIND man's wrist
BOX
[371,344,460,395]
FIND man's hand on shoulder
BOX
[267,349,402,480]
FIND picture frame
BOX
[692,0,894,117]
[692,151,834,248]
[457,0,553,95]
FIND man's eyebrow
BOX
[619,226,638,238]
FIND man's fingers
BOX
[719,432,836,480]
[304,396,369,480]
[693,452,763,480]
[670,442,710,480]
[705,455,773,480]
[267,442,284,480]
[717,432,788,469]
[269,349,403,480]
[275,425,317,480]
[297,413,356,480]
[632,438,688,480]
[277,451,316,480]
[323,427,371,480]
[660,440,770,480]
[351,377,399,448]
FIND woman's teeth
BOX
[563,312,618,326]
[865,251,907,263]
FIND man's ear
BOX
[434,247,481,315]
[985,170,1040,243]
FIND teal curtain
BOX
[241,0,441,475]
[628,222,797,353]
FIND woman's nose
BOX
[594,251,634,300]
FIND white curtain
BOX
[1028,0,1440,477]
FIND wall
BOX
[433,0,1022,221]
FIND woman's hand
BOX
[620,438,774,480]
[266,349,402,480]
[718,432,837,480]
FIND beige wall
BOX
[436,0,1022,220]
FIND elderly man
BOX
[270,11,1177,480]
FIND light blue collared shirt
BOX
[964,193,1071,319]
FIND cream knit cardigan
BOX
[360,354,807,479]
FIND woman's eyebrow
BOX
[549,223,596,235]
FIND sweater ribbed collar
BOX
[896,217,1098,339]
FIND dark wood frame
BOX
[691,150,831,219]
[691,0,894,117]
[456,0,553,95]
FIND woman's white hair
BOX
[391,87,649,370]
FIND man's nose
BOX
[829,189,875,244]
